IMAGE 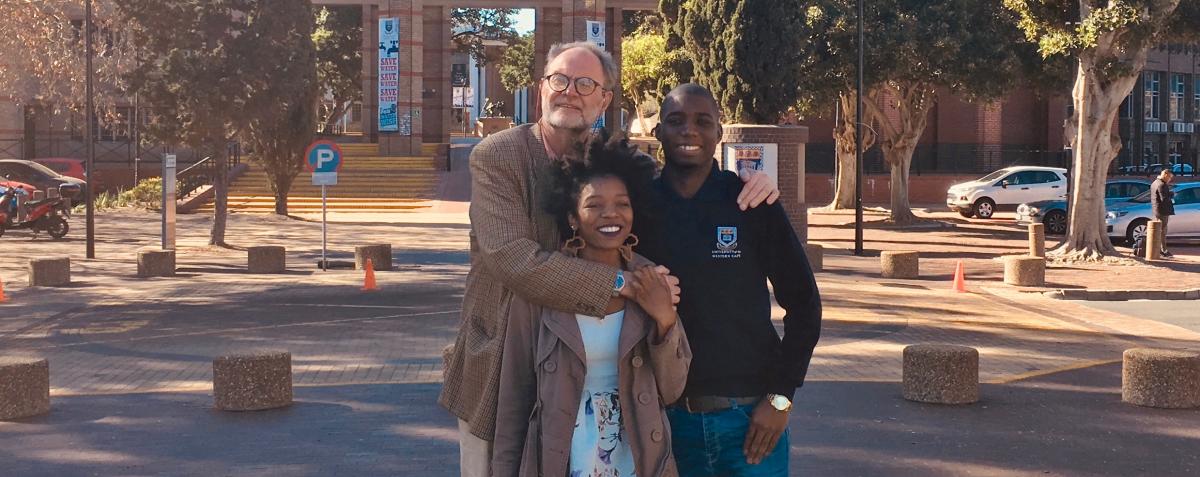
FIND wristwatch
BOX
[612,270,626,297]
[766,394,792,413]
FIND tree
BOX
[621,28,682,136]
[118,0,320,240]
[118,0,246,245]
[661,0,811,124]
[0,1,134,129]
[313,6,361,134]
[1006,0,1200,260]
[451,8,519,66]
[499,33,534,93]
[243,0,320,216]
[802,0,1038,223]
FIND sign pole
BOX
[321,184,328,271]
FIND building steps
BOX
[202,144,443,213]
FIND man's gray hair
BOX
[545,41,618,89]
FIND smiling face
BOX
[569,175,633,252]
[656,90,722,169]
[540,47,613,133]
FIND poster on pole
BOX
[586,21,606,129]
[378,17,400,132]
[722,143,778,186]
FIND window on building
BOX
[1195,77,1199,121]
[1144,72,1160,120]
[1120,93,1133,118]
[1168,140,1184,165]
[1170,74,1185,121]
[1144,140,1159,164]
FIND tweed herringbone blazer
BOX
[439,123,618,440]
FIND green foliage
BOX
[73,177,164,213]
[452,9,519,66]
[662,0,811,123]
[313,6,362,127]
[621,29,683,114]
[1005,0,1200,69]
[499,33,535,92]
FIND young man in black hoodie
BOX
[635,83,822,476]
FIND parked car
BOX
[1016,179,1151,234]
[1106,182,1200,244]
[0,159,86,200]
[0,175,38,196]
[32,158,87,181]
[947,166,1069,219]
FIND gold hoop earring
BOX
[563,228,585,257]
[619,233,639,262]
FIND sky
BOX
[514,9,535,35]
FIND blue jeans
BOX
[666,399,790,476]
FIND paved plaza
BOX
[1,206,1199,476]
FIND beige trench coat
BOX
[492,256,692,477]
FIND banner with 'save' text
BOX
[378,17,400,132]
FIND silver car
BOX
[1105,182,1200,244]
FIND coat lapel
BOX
[542,308,586,363]
[618,304,648,360]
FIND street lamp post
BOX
[85,0,96,259]
[854,0,865,256]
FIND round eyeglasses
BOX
[543,73,604,96]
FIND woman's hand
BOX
[629,266,678,336]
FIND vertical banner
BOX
[723,143,779,186]
[586,20,606,129]
[378,17,400,132]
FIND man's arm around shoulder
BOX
[469,136,614,317]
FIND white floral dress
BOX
[570,310,637,477]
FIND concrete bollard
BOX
[28,257,70,287]
[903,344,979,404]
[881,251,919,279]
[1122,348,1200,409]
[1028,223,1045,258]
[355,244,393,271]
[137,249,176,278]
[803,243,824,273]
[1146,220,1163,261]
[1003,256,1046,287]
[212,350,293,411]
[247,246,287,274]
[0,357,50,420]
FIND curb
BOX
[1045,288,1200,301]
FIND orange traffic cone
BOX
[951,260,967,293]
[0,276,7,303]
[362,258,378,292]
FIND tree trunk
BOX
[864,82,933,224]
[886,144,917,223]
[273,171,293,216]
[633,89,650,137]
[210,146,228,246]
[826,91,875,210]
[1052,44,1144,261]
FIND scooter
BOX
[0,190,70,239]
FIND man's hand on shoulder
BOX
[737,170,780,211]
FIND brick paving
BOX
[1,207,1199,475]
